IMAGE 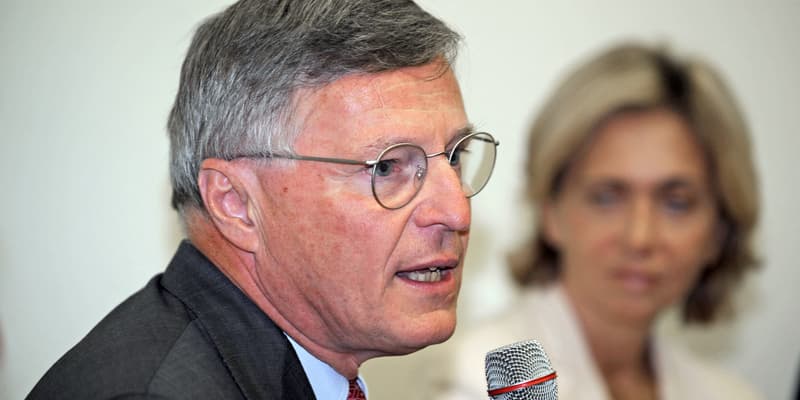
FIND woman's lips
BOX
[613,269,659,293]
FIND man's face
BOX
[248,63,470,361]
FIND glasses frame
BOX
[258,131,499,209]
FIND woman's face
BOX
[544,108,722,326]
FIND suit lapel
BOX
[162,241,317,399]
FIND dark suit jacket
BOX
[28,241,316,400]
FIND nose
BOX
[411,156,471,232]
[624,197,658,256]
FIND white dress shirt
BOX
[286,334,368,400]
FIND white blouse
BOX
[432,284,762,400]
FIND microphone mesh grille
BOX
[485,339,558,400]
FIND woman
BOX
[435,42,762,400]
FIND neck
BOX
[563,285,657,400]
[186,212,364,379]
[281,322,364,379]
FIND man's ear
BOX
[197,158,259,252]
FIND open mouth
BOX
[396,266,453,283]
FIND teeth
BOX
[406,267,443,282]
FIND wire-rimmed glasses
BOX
[253,131,499,209]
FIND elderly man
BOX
[29,0,497,399]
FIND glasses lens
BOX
[451,132,497,197]
[372,144,427,209]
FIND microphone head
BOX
[485,339,558,400]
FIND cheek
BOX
[262,176,342,267]
[286,187,399,270]
[667,219,723,305]
[560,209,622,264]
[292,201,353,262]
[664,219,719,277]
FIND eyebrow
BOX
[657,178,705,192]
[582,176,704,193]
[361,123,476,154]
[449,124,477,145]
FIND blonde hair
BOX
[510,42,760,324]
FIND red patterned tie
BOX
[347,378,366,400]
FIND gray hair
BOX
[167,0,461,214]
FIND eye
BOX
[448,146,460,165]
[374,159,399,177]
[588,189,620,207]
[450,138,475,169]
[663,195,694,213]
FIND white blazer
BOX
[432,284,762,400]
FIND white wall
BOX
[1,1,798,399]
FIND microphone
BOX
[484,339,558,400]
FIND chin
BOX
[423,321,457,346]
[389,314,457,355]
[609,302,660,325]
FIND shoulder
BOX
[656,338,763,400]
[28,275,241,400]
[429,287,559,399]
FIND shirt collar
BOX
[285,334,368,400]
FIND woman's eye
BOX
[588,190,619,206]
[664,196,693,213]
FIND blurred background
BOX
[1,1,798,399]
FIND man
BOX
[28,0,498,399]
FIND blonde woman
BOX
[436,42,762,400]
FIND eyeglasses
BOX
[253,131,498,209]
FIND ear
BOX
[540,199,564,250]
[704,219,729,266]
[197,158,260,252]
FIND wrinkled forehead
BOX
[291,64,468,153]
[333,64,462,108]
